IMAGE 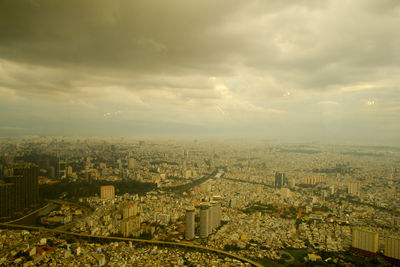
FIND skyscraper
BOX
[385,236,400,261]
[352,228,378,254]
[13,163,39,206]
[0,182,15,218]
[200,203,210,238]
[210,201,218,229]
[348,182,361,196]
[57,159,67,178]
[122,201,138,219]
[121,216,141,237]
[274,172,286,189]
[185,207,195,240]
[0,163,39,218]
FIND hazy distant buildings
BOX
[281,188,291,198]
[47,166,55,178]
[57,159,67,179]
[288,179,296,189]
[100,185,115,199]
[128,158,136,169]
[304,176,324,186]
[348,182,361,196]
[185,207,195,240]
[274,172,286,189]
[352,228,378,254]
[200,182,211,193]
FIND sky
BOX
[0,0,399,144]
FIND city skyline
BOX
[0,0,399,144]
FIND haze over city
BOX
[0,0,399,144]
[2,2,400,266]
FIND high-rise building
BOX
[274,172,286,189]
[100,185,115,199]
[128,158,136,169]
[121,216,141,237]
[352,228,378,254]
[0,163,39,218]
[385,236,400,261]
[0,182,15,218]
[207,204,212,234]
[217,202,221,227]
[213,196,223,228]
[185,207,195,240]
[348,182,361,196]
[210,201,218,230]
[304,176,324,185]
[57,159,67,178]
[122,201,138,219]
[47,166,55,178]
[13,163,39,208]
[200,203,210,238]
[288,179,296,189]
[67,166,73,177]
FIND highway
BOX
[164,169,221,193]
[0,222,263,267]
[4,202,55,224]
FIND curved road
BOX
[0,222,262,267]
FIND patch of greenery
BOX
[39,180,156,200]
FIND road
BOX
[0,222,262,267]
[164,169,222,193]
[5,202,58,225]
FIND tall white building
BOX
[213,196,223,228]
[216,202,221,228]
[200,203,210,238]
[210,201,218,229]
[304,176,324,185]
[352,228,378,253]
[185,208,195,240]
[207,205,212,234]
[385,236,400,260]
[348,182,361,196]
[122,201,138,219]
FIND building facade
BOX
[385,236,400,260]
[352,228,378,254]
[100,185,115,199]
[185,207,195,240]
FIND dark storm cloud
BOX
[0,0,244,72]
[1,0,399,96]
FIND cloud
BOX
[0,126,26,131]
[0,0,399,141]
[317,101,339,105]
